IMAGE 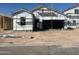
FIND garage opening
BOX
[42,20,52,30]
[42,20,64,30]
[52,20,64,29]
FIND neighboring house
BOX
[63,5,79,28]
[12,9,33,31]
[32,6,67,30]
[0,13,12,30]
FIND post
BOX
[50,4,53,29]
[3,16,5,30]
[40,22,42,30]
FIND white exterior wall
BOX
[33,7,67,22]
[64,6,79,28]
[33,7,68,29]
[13,12,33,31]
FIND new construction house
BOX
[32,6,67,30]
[64,5,79,28]
[0,5,79,31]
[12,9,33,31]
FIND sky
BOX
[0,3,75,15]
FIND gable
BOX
[32,6,60,17]
[32,6,66,18]
[64,6,79,15]
[12,10,32,19]
[12,9,32,16]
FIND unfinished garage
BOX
[42,20,64,30]
[42,20,52,30]
[52,20,64,29]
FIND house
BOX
[32,5,67,30]
[12,9,33,31]
[63,5,79,28]
[0,5,75,31]
[0,13,12,30]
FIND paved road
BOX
[0,45,79,55]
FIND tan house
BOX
[0,13,12,30]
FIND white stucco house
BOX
[12,9,33,31]
[11,5,79,31]
[63,5,79,28]
[32,6,68,30]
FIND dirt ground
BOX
[0,29,79,47]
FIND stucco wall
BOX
[33,7,67,22]
[13,12,33,31]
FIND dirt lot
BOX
[0,29,79,47]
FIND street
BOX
[0,45,79,55]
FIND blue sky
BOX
[0,3,75,15]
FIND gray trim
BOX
[12,8,32,16]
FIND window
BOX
[20,17,26,25]
[73,20,76,25]
[67,21,71,25]
[75,9,79,14]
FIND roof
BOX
[32,5,58,12]
[12,8,32,16]
[32,5,66,17]
[32,5,51,12]
[63,4,79,13]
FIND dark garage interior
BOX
[42,20,64,30]
[42,20,52,30]
[52,20,64,29]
